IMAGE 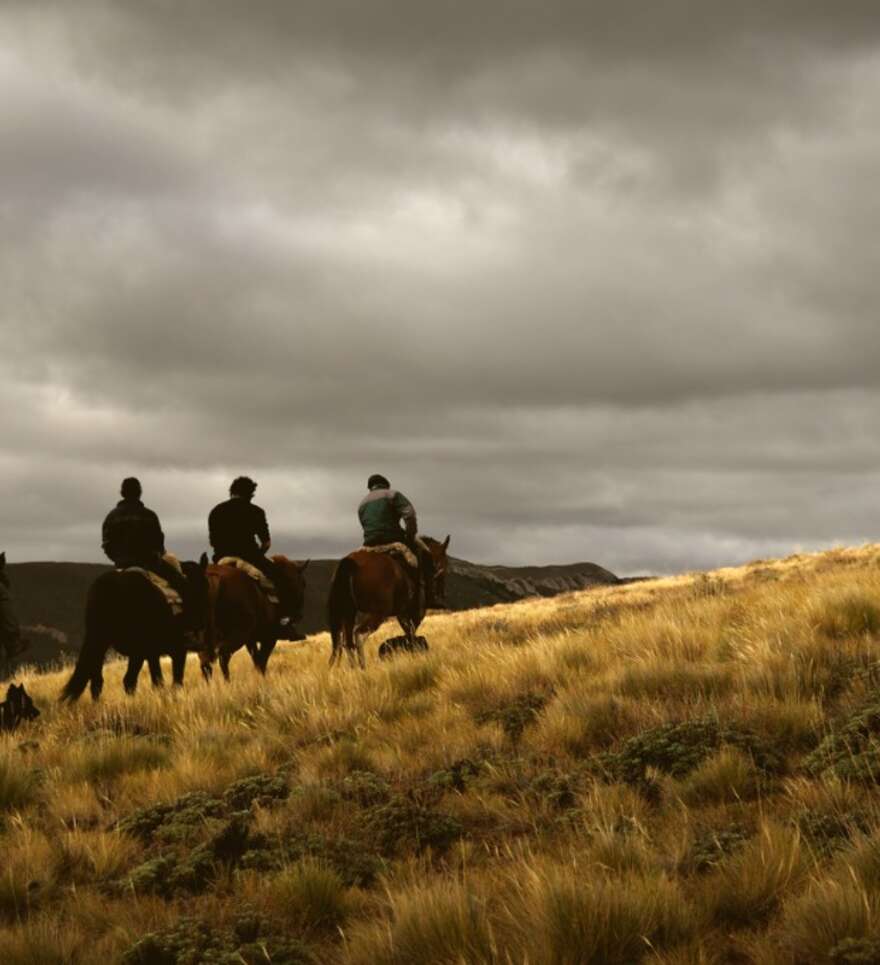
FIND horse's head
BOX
[180,553,211,632]
[0,552,9,590]
[5,684,40,724]
[271,556,310,625]
[422,535,451,608]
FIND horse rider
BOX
[359,474,436,607]
[101,478,187,597]
[208,477,292,632]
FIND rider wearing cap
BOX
[359,474,436,607]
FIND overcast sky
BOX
[2,1,880,574]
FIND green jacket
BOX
[358,487,417,546]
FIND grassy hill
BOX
[4,545,880,962]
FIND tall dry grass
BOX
[2,543,880,961]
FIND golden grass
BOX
[4,543,880,961]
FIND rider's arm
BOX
[101,511,115,554]
[148,510,166,555]
[255,507,271,554]
[393,491,418,539]
[207,507,219,549]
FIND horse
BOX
[0,552,29,680]
[59,554,210,702]
[199,555,309,681]
[327,535,450,669]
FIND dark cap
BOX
[367,474,390,490]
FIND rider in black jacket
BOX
[102,478,185,594]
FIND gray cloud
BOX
[2,2,879,573]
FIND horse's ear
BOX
[0,552,6,568]
[199,552,209,570]
[299,559,310,572]
[442,535,450,551]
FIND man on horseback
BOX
[208,477,293,634]
[102,478,186,597]
[359,474,437,608]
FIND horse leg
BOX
[90,664,105,701]
[219,648,232,682]
[171,646,186,687]
[256,638,276,675]
[199,652,214,682]
[123,656,144,695]
[148,655,164,688]
[353,614,382,670]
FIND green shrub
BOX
[806,701,880,783]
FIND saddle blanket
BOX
[121,553,183,615]
[216,557,280,605]
[359,542,418,569]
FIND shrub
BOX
[806,700,880,783]
[474,691,549,743]
[597,719,782,789]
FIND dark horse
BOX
[327,535,450,669]
[59,555,210,702]
[0,552,29,680]
[199,555,309,681]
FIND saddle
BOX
[359,542,419,570]
[217,557,280,605]
[121,552,184,616]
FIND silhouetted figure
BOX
[101,478,185,595]
[208,477,291,630]
[359,474,436,607]
[0,683,40,731]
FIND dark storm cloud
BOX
[2,1,880,572]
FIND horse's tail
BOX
[59,580,108,702]
[327,558,357,655]
[59,627,104,703]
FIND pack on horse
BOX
[199,555,309,681]
[59,554,210,702]
[327,534,450,668]
[0,552,29,680]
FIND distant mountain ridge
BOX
[6,556,621,668]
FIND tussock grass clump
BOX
[677,747,761,806]
[345,879,494,965]
[66,736,171,784]
[0,754,41,813]
[701,824,806,928]
[261,861,350,934]
[815,589,880,640]
[779,879,880,964]
[507,863,696,964]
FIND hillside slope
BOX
[4,545,880,963]
[6,555,621,660]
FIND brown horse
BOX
[199,555,309,681]
[327,535,450,669]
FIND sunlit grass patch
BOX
[814,588,880,640]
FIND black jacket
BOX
[208,497,270,561]
[101,499,165,566]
